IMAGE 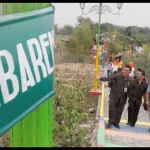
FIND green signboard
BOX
[0,6,55,136]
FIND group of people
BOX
[105,54,123,77]
[95,53,150,131]
[105,53,134,78]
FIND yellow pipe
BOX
[100,82,105,116]
[94,45,100,90]
[93,3,102,91]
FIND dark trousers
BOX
[107,70,111,77]
[108,98,125,125]
[128,98,140,125]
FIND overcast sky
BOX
[52,3,150,28]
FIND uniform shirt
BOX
[100,73,132,103]
[129,79,148,105]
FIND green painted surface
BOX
[2,3,51,15]
[10,122,22,147]
[10,98,53,147]
[0,3,54,147]
[97,128,105,145]
[105,142,128,147]
[97,3,102,46]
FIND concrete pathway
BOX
[97,83,150,147]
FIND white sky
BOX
[52,3,150,28]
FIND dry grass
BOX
[0,132,9,147]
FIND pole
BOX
[10,99,53,147]
[94,3,102,90]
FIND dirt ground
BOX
[0,132,9,147]
[55,63,95,74]
[0,62,102,147]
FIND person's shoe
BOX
[126,122,131,125]
[105,123,111,129]
[130,124,135,127]
[113,123,120,129]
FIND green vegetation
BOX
[55,16,150,56]
[68,21,93,55]
[53,69,97,147]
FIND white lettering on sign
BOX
[39,33,53,75]
[17,43,36,93]
[0,30,54,105]
[48,30,54,65]
[27,38,48,83]
[0,50,19,104]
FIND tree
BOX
[135,33,148,47]
[101,23,115,33]
[107,42,123,55]
[77,16,99,34]
[139,27,150,37]
[59,25,74,35]
[142,44,150,56]
[77,16,93,26]
[68,21,93,55]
